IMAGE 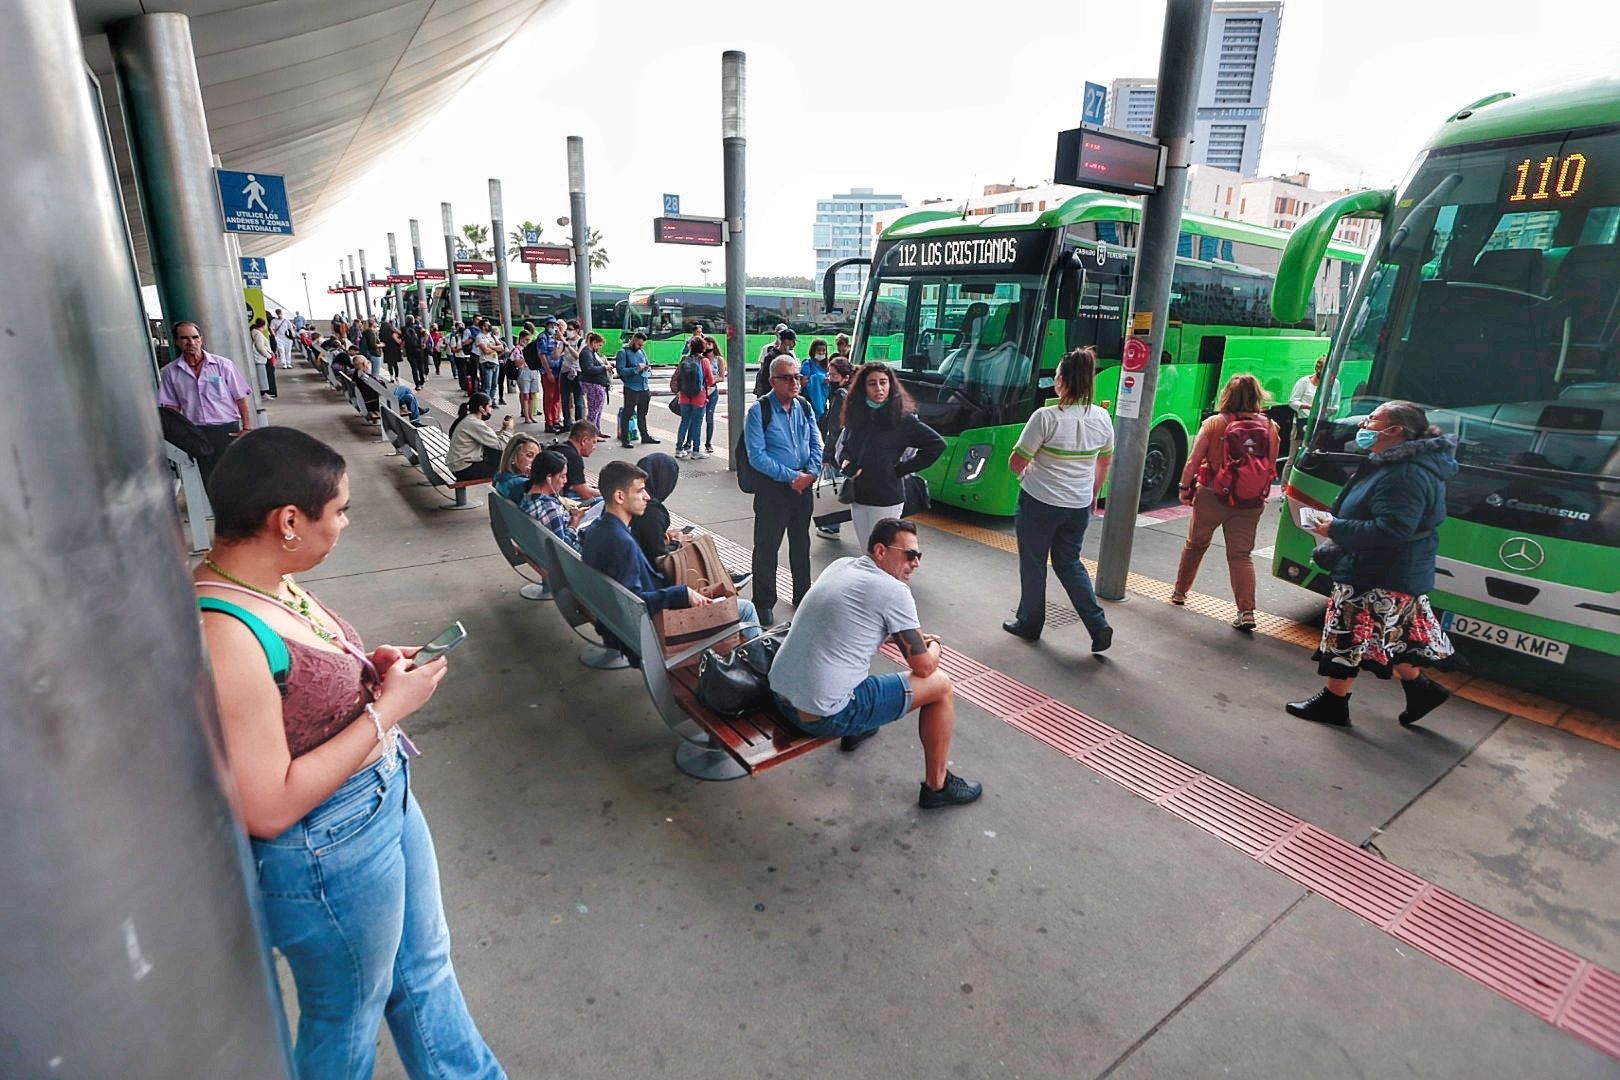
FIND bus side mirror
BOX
[1271,188,1392,323]
[822,257,872,315]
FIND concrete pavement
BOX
[267,360,1618,1077]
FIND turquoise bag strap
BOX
[197,596,291,693]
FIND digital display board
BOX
[874,231,1050,277]
[1505,152,1588,203]
[415,269,447,281]
[654,216,725,246]
[520,244,573,265]
[1054,126,1164,196]
[387,273,414,284]
[453,259,494,275]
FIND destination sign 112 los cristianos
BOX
[877,232,1047,276]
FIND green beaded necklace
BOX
[203,557,335,643]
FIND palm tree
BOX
[458,223,489,261]
[507,220,545,281]
[587,227,609,270]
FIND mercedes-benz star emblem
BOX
[1498,536,1546,572]
[1485,492,1504,508]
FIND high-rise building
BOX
[814,188,905,294]
[1103,1,1283,177]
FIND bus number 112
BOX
[1508,153,1587,202]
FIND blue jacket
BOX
[580,513,687,616]
[1327,434,1457,595]
[801,358,829,418]
[745,394,822,484]
[615,347,650,391]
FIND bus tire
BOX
[1139,424,1181,510]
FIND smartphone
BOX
[680,524,697,534]
[411,621,467,666]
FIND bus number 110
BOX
[1508,153,1588,202]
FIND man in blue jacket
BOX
[745,355,823,624]
[613,330,658,448]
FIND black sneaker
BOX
[641,436,662,445]
[729,571,754,591]
[1090,626,1114,653]
[919,771,983,809]
[839,729,878,753]
[1002,619,1040,642]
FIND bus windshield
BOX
[862,274,1045,408]
[1309,126,1620,506]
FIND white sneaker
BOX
[675,449,689,459]
[690,449,706,460]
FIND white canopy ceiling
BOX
[77,0,549,277]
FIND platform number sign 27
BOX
[1082,82,1107,127]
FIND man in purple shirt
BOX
[157,320,253,481]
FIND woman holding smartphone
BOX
[194,428,504,1079]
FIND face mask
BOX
[865,397,885,409]
[1354,428,1380,451]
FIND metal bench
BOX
[163,441,212,554]
[395,419,489,510]
[489,495,833,780]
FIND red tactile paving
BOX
[1004,698,1116,759]
[1159,776,1302,858]
[956,669,1051,716]
[1078,734,1203,801]
[1263,825,1429,926]
[1558,964,1620,1058]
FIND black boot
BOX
[1399,674,1450,727]
[1285,688,1351,726]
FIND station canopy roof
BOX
[77,0,549,279]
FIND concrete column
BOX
[109,12,258,412]
[443,202,462,329]
[4,2,292,1074]
[358,249,374,322]
[409,218,428,323]
[387,232,404,323]
[722,51,747,470]
[490,179,513,339]
[567,137,591,335]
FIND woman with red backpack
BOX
[1171,373,1279,632]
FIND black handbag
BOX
[901,472,931,515]
[1311,540,1345,572]
[696,632,785,716]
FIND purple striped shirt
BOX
[157,352,250,426]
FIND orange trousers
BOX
[1174,488,1263,612]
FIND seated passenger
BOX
[334,344,380,421]
[769,518,981,809]
[390,383,429,425]
[445,392,512,482]
[493,434,541,502]
[582,461,760,655]
[520,449,586,551]
[546,421,603,500]
[632,452,754,590]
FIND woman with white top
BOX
[1285,355,1341,479]
[249,317,276,398]
[1003,347,1115,652]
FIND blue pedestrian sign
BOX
[215,169,294,235]
[1082,82,1107,127]
[663,193,681,217]
[239,256,268,284]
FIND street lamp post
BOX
[301,271,312,318]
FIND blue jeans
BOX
[479,362,499,400]
[392,386,421,422]
[677,402,705,451]
[703,393,719,447]
[775,672,911,737]
[1014,490,1109,636]
[252,752,505,1079]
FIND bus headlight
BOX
[957,443,993,484]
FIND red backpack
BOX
[1204,413,1276,507]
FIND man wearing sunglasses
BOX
[770,518,981,809]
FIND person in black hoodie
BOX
[830,363,946,551]
[1287,400,1459,728]
[631,452,751,591]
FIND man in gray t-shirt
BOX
[770,518,982,810]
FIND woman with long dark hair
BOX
[1003,346,1115,652]
[193,428,505,1078]
[1287,400,1458,727]
[831,363,945,551]
[445,391,512,481]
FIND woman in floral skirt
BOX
[1286,400,1458,727]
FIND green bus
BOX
[625,284,858,366]
[836,193,1364,512]
[1268,76,1620,687]
[403,278,630,354]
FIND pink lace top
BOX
[281,610,373,758]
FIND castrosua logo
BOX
[1484,491,1590,521]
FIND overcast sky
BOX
[262,0,1620,314]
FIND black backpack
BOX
[677,354,703,396]
[735,396,811,495]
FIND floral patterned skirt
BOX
[1313,583,1456,679]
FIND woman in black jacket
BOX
[1287,400,1459,728]
[832,363,946,550]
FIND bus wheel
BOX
[1139,425,1180,510]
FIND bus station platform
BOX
[271,362,1619,1078]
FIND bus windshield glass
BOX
[865,274,1044,406]
[1310,126,1620,502]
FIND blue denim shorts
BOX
[777,672,912,738]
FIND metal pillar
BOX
[489,179,512,340]
[339,259,351,321]
[443,202,462,329]
[722,51,747,470]
[387,232,404,323]
[347,255,358,323]
[1095,0,1212,600]
[357,249,373,322]
[567,136,591,335]
[109,12,258,414]
[4,3,292,1074]
[409,218,428,323]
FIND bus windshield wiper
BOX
[1387,173,1463,251]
